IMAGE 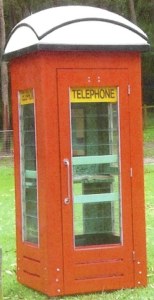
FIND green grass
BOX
[144,127,154,143]
[0,162,154,299]
[143,110,154,158]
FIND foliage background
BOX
[0,0,154,128]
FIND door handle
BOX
[63,158,71,205]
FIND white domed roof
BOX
[4,6,149,58]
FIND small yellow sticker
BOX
[19,89,35,105]
[70,87,117,103]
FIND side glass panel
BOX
[70,87,121,247]
[19,90,39,244]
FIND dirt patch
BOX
[144,157,154,164]
[144,141,154,161]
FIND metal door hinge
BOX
[128,84,131,95]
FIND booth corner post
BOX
[3,5,150,297]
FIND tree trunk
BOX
[0,0,10,152]
[128,0,137,24]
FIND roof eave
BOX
[3,43,150,61]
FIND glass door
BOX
[71,101,121,247]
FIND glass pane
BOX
[71,101,121,247]
[19,99,39,244]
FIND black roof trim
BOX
[4,23,39,52]
[3,43,150,61]
[11,23,39,39]
[39,18,148,42]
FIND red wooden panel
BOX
[22,257,41,276]
[64,275,133,296]
[74,260,124,280]
[18,271,42,293]
[128,53,147,287]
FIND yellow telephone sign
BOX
[70,87,118,103]
[19,89,35,105]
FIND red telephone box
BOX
[4,6,149,297]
